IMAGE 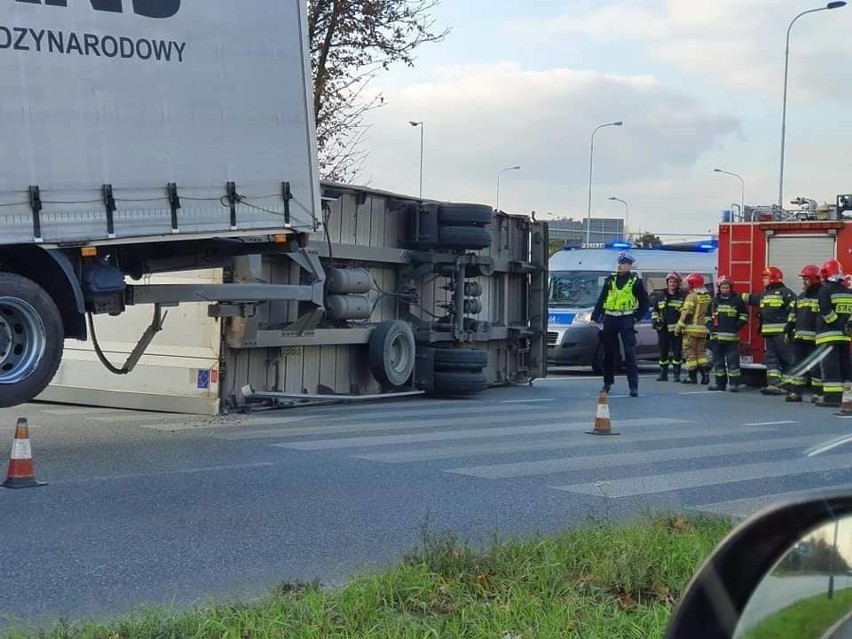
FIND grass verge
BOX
[743,586,852,639]
[2,512,732,639]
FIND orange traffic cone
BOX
[2,418,47,489]
[836,384,852,416]
[587,391,620,436]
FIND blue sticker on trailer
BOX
[197,369,210,389]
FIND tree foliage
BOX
[308,0,448,182]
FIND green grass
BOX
[743,586,852,639]
[1,513,732,639]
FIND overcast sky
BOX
[357,0,851,237]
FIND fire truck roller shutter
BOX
[766,236,836,286]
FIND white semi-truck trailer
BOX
[0,0,547,412]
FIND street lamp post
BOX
[713,168,745,220]
[409,121,424,198]
[608,196,629,241]
[496,165,521,211]
[778,1,846,209]
[587,121,623,244]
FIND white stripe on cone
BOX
[10,438,32,460]
[596,403,610,420]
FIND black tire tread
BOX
[432,370,488,396]
[434,348,488,372]
[438,226,492,251]
[437,204,493,227]
[368,320,415,388]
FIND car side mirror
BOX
[664,490,852,639]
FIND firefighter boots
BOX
[672,365,682,383]
[729,383,739,393]
[656,366,669,382]
[682,370,698,385]
[786,391,803,403]
[699,367,710,386]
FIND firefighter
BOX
[591,251,649,397]
[785,265,823,403]
[744,266,797,395]
[675,273,712,385]
[707,275,748,392]
[814,259,852,407]
[651,271,685,382]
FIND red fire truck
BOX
[717,194,852,382]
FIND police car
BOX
[547,241,717,373]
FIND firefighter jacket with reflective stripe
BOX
[677,289,712,336]
[816,281,852,345]
[745,284,796,335]
[788,285,821,342]
[651,290,685,332]
[709,293,748,341]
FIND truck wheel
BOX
[0,273,64,408]
[369,320,416,388]
[432,371,488,396]
[438,226,492,251]
[434,348,488,373]
[437,204,493,227]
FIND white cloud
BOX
[358,64,739,233]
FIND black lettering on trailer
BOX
[13,27,29,50]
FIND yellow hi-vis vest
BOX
[603,274,638,315]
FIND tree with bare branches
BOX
[308,0,448,182]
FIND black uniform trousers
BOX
[711,340,740,386]
[819,341,852,401]
[656,329,682,368]
[790,340,821,393]
[602,314,639,390]
[764,334,795,389]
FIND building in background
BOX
[546,217,625,244]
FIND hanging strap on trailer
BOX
[29,185,42,243]
[102,184,116,238]
[167,182,181,233]
[282,181,292,227]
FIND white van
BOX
[547,242,718,373]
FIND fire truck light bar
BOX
[758,221,845,232]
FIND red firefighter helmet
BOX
[716,274,732,287]
[799,264,821,286]
[762,266,783,284]
[666,271,682,284]
[821,259,844,281]
[686,273,705,290]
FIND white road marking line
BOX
[679,391,717,395]
[689,485,852,519]
[354,426,770,463]
[744,421,797,427]
[272,418,691,451]
[55,462,277,484]
[500,399,554,404]
[448,434,825,479]
[805,434,852,457]
[552,454,852,498]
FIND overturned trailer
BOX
[40,183,549,414]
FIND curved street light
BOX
[608,196,629,241]
[409,121,424,198]
[778,1,846,208]
[713,168,745,219]
[496,165,521,211]
[587,121,623,244]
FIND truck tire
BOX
[438,226,492,251]
[437,204,493,227]
[432,371,488,396]
[434,348,488,373]
[369,320,416,388]
[0,273,64,408]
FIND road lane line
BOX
[271,418,691,450]
[805,434,852,457]
[551,454,852,498]
[355,426,770,463]
[216,411,595,440]
[448,434,825,479]
[744,421,797,427]
[53,462,278,484]
[689,485,852,519]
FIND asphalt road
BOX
[2,367,852,629]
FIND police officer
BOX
[675,273,712,385]
[707,275,748,393]
[591,251,649,397]
[814,259,852,407]
[651,271,685,382]
[785,265,823,403]
[744,266,796,395]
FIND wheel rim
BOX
[388,333,412,378]
[0,296,47,384]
